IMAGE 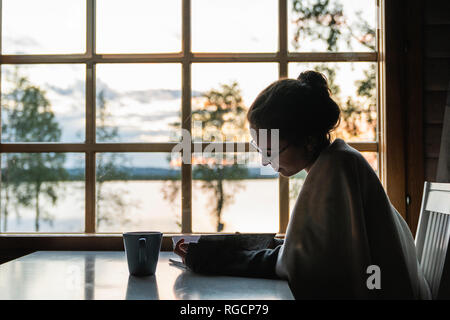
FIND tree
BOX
[163,82,248,232]
[1,68,68,231]
[193,82,249,232]
[291,0,375,52]
[95,89,133,229]
[292,0,345,52]
[291,0,377,141]
[290,0,378,200]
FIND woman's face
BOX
[250,125,312,177]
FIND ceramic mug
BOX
[123,231,163,276]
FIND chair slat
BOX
[430,213,445,295]
[428,213,441,292]
[415,182,450,299]
[421,211,450,299]
[434,215,450,297]
[422,212,437,278]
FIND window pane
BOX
[192,152,279,233]
[0,153,85,232]
[2,0,86,54]
[361,151,378,174]
[288,0,376,52]
[1,65,86,143]
[192,63,278,142]
[192,0,278,52]
[289,62,377,141]
[289,170,307,211]
[97,0,181,53]
[96,153,181,233]
[96,64,181,143]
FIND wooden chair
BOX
[415,182,450,299]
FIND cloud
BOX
[3,36,41,53]
[47,80,84,97]
[123,111,180,122]
[125,89,181,103]
[124,88,204,103]
[53,78,204,103]
[4,74,203,143]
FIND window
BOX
[0,0,380,235]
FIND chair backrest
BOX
[415,182,450,299]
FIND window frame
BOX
[0,0,386,249]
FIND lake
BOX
[0,179,303,233]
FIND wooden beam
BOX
[380,0,407,218]
[405,0,425,235]
[376,0,384,188]
[287,52,377,62]
[279,0,288,75]
[0,143,178,153]
[0,52,378,64]
[0,0,2,143]
[181,0,192,233]
[85,0,96,233]
[95,53,183,63]
[87,0,95,57]
[0,141,377,153]
[85,152,96,233]
[192,52,279,62]
[278,0,290,234]
[0,54,90,64]
[0,233,281,251]
[0,0,3,219]
[348,142,378,152]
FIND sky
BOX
[1,0,376,168]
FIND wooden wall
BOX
[372,0,447,235]
[423,0,450,182]
[396,0,449,235]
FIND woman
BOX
[174,71,430,299]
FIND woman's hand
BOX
[174,238,189,264]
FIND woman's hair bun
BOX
[247,69,341,151]
[297,70,330,94]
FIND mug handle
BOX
[138,238,147,267]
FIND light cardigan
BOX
[275,138,431,299]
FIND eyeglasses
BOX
[250,139,290,163]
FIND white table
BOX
[0,251,294,300]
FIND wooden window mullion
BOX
[0,0,2,145]
[181,0,192,233]
[85,0,96,233]
[278,0,289,234]
[0,52,377,64]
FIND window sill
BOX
[0,233,285,251]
